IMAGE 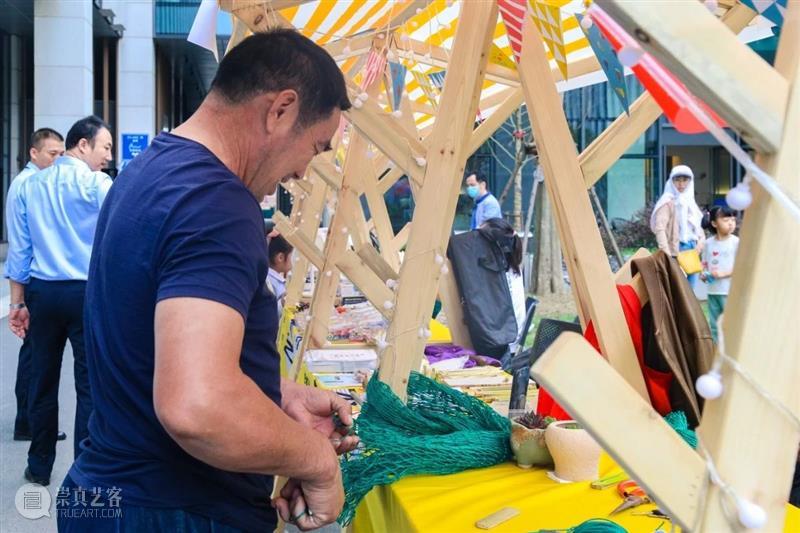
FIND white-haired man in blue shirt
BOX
[6,115,113,486]
[4,127,67,444]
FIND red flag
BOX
[360,49,387,91]
[498,0,527,64]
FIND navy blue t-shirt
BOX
[68,133,281,531]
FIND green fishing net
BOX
[338,371,512,525]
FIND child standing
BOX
[701,206,739,342]
[266,234,294,316]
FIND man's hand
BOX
[281,379,359,455]
[8,307,29,338]
[273,472,344,531]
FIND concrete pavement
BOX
[1,316,75,532]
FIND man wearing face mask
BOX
[59,30,357,533]
[465,172,502,230]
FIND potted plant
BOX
[510,412,555,468]
[544,420,603,482]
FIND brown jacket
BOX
[632,251,714,427]
[652,201,705,256]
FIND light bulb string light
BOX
[693,436,750,532]
[707,315,800,431]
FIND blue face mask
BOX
[466,185,480,199]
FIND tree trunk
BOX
[511,109,523,231]
[534,183,568,295]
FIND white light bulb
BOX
[343,45,352,55]
[386,278,398,289]
[300,218,305,224]
[392,110,403,118]
[300,194,306,200]
[400,33,410,43]
[737,497,767,530]
[325,270,332,277]
[617,44,644,68]
[366,150,376,159]
[423,52,432,62]
[296,211,302,216]
[378,33,385,39]
[358,92,369,102]
[415,7,423,14]
[696,370,723,400]
[376,338,389,351]
[726,181,752,211]
[440,264,449,275]
[341,226,348,234]
[580,16,593,30]
[386,49,396,61]
[352,99,363,109]
[383,300,395,310]
[704,0,718,12]
[418,327,425,338]
[314,214,320,220]
[415,156,427,167]
[434,254,444,265]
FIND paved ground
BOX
[1,313,75,532]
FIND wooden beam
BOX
[519,17,649,401]
[344,80,427,189]
[391,222,411,252]
[273,212,325,269]
[283,181,329,309]
[696,3,800,529]
[309,158,343,191]
[578,5,756,187]
[356,244,398,282]
[595,0,788,153]
[530,333,706,530]
[468,88,524,155]
[402,38,520,87]
[337,250,395,320]
[579,94,662,186]
[220,0,303,31]
[378,1,497,398]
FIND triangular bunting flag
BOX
[575,12,629,115]
[498,0,528,63]
[389,62,407,112]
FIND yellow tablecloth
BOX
[353,454,800,532]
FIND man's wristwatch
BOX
[9,303,26,310]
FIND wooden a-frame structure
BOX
[213,1,798,530]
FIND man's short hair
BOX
[469,172,488,185]
[30,128,64,150]
[210,29,351,128]
[65,116,110,151]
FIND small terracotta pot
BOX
[510,421,553,468]
[544,420,602,482]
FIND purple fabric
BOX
[424,344,502,368]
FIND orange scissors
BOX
[609,479,650,515]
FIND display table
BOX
[352,454,800,532]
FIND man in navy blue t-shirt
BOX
[59,30,356,532]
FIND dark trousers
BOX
[26,278,92,479]
[14,331,32,436]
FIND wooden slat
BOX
[578,2,755,187]
[519,17,649,401]
[595,0,788,153]
[437,258,472,349]
[378,1,497,397]
[697,3,800,529]
[337,250,395,320]
[579,94,662,186]
[468,88,524,155]
[309,158,343,191]
[356,244,398,282]
[273,212,325,269]
[344,79,427,190]
[391,222,411,252]
[530,333,706,530]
